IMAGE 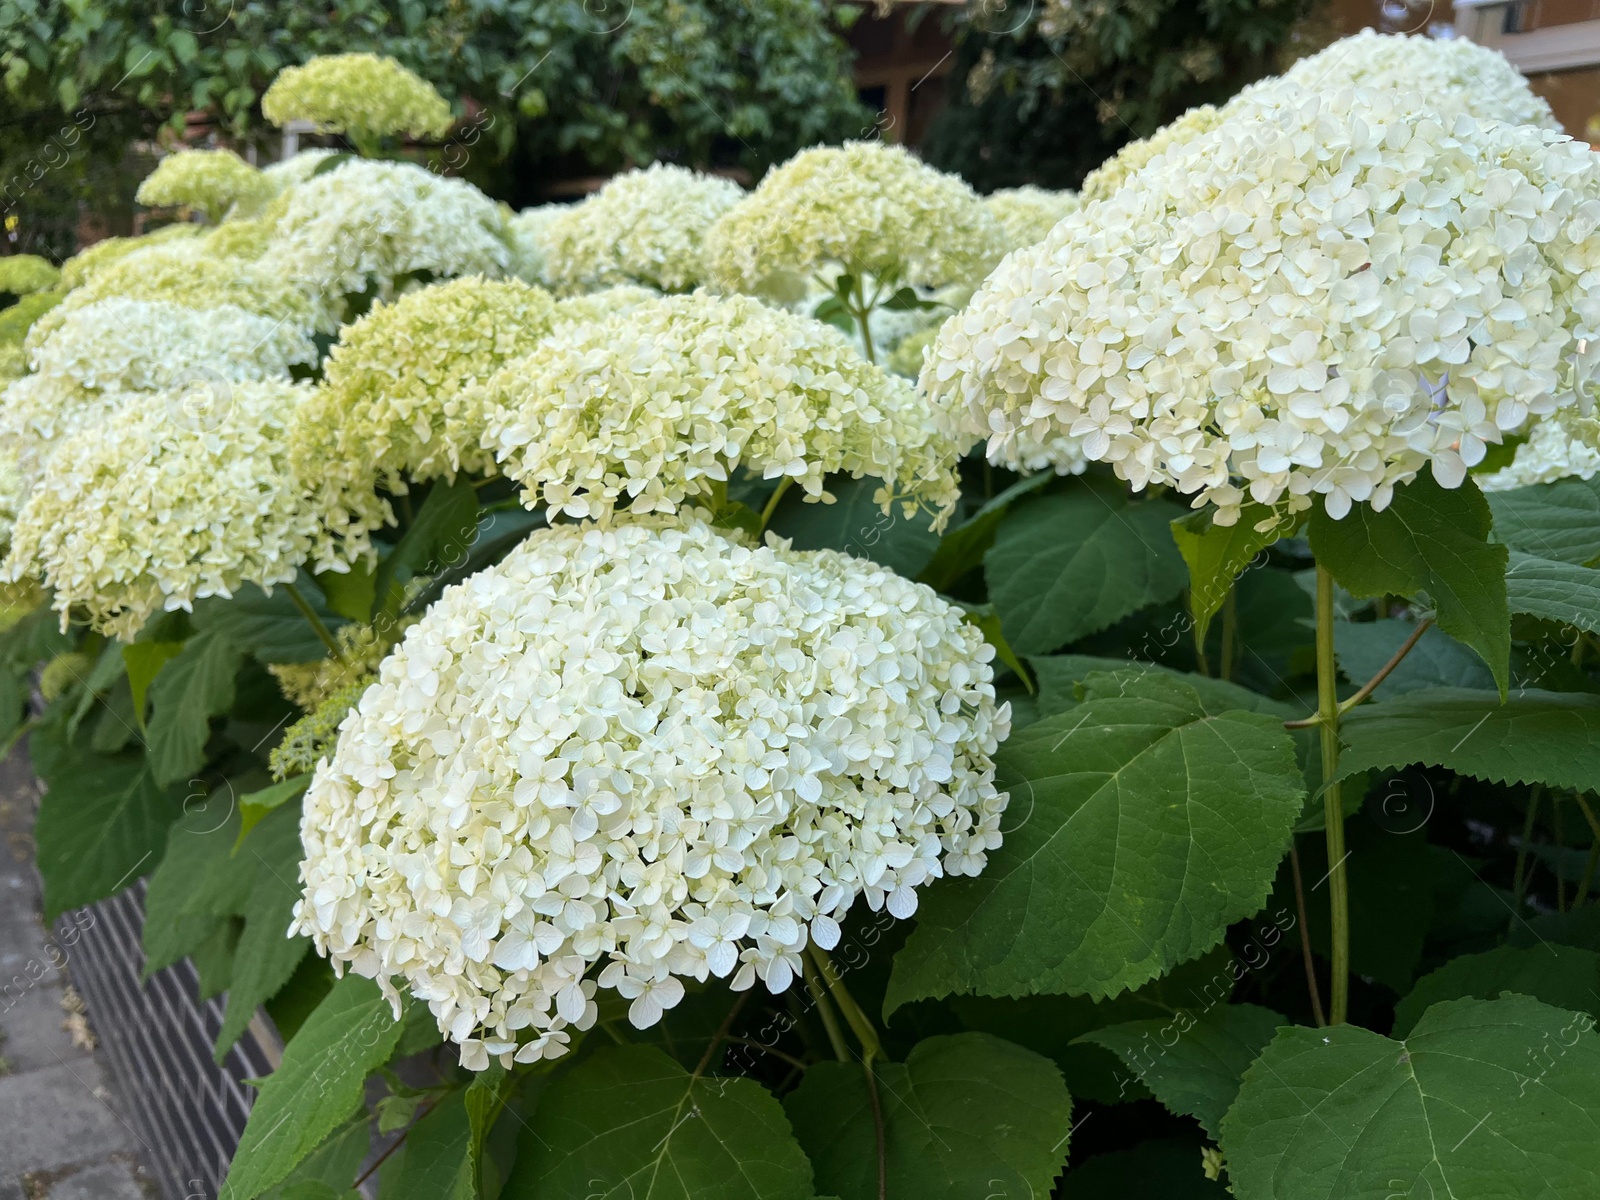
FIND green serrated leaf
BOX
[987,486,1187,657]
[221,976,404,1200]
[34,734,182,920]
[1220,996,1600,1200]
[785,1033,1073,1200]
[1504,550,1600,633]
[1031,656,1295,720]
[506,1044,814,1200]
[380,1092,472,1200]
[1308,474,1509,696]
[193,578,347,665]
[237,775,311,848]
[1394,945,1600,1037]
[1338,687,1600,793]
[1170,504,1292,646]
[917,472,1053,593]
[374,480,479,620]
[143,787,240,977]
[1487,475,1600,566]
[1080,1004,1283,1138]
[146,630,246,786]
[123,640,185,731]
[887,672,1304,1010]
[216,802,312,1060]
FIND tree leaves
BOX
[1220,996,1600,1200]
[887,671,1304,1010]
[784,1033,1073,1200]
[507,1045,814,1200]
[1394,946,1600,1037]
[1338,687,1600,794]
[145,629,246,786]
[32,728,182,920]
[1080,1004,1283,1138]
[987,487,1187,656]
[220,976,405,1200]
[1308,474,1510,695]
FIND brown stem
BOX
[354,1097,441,1187]
[1288,840,1327,1027]
[1283,616,1433,729]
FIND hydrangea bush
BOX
[10,39,1600,1200]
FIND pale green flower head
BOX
[135,149,274,222]
[506,205,563,288]
[542,164,744,294]
[0,255,60,296]
[985,186,1081,252]
[707,141,1005,295]
[480,290,969,527]
[263,53,453,149]
[58,223,203,291]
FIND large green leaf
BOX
[1031,655,1294,720]
[192,576,347,664]
[1334,619,1493,698]
[1504,550,1600,633]
[1170,503,1292,646]
[146,629,246,786]
[1220,996,1600,1200]
[1080,1004,1283,1138]
[380,1093,472,1200]
[1487,475,1600,566]
[33,735,183,920]
[216,802,312,1059]
[887,671,1304,1010]
[373,479,480,620]
[784,1033,1073,1200]
[142,787,240,976]
[1394,946,1600,1037]
[1338,687,1600,794]
[1308,474,1510,695]
[122,639,184,730]
[767,471,941,579]
[987,487,1187,656]
[220,976,405,1200]
[917,472,1052,592]
[506,1044,814,1200]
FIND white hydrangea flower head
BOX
[506,205,563,287]
[1481,407,1600,491]
[291,515,1010,1069]
[262,53,454,145]
[480,291,968,527]
[0,255,60,296]
[547,284,660,328]
[542,165,744,294]
[259,159,512,321]
[925,85,1600,525]
[292,276,559,536]
[263,149,340,194]
[1282,29,1559,132]
[0,450,22,549]
[135,149,274,222]
[706,141,1005,294]
[203,218,274,261]
[985,186,1081,252]
[1079,105,1226,204]
[3,380,368,639]
[58,222,203,291]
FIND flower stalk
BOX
[1315,565,1350,1025]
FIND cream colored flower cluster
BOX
[292,276,558,535]
[506,205,563,287]
[262,53,454,145]
[480,291,966,526]
[542,165,744,294]
[1482,408,1600,491]
[925,85,1600,525]
[3,380,366,639]
[707,142,1004,294]
[134,149,274,222]
[0,255,59,296]
[260,159,512,317]
[291,516,1010,1069]
[547,284,660,327]
[58,223,202,290]
[1080,105,1225,204]
[985,186,1081,252]
[1281,28,1559,132]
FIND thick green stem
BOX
[1315,565,1350,1025]
[284,582,343,660]
[758,477,794,532]
[851,276,878,365]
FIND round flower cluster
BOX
[1281,29,1559,131]
[547,284,660,328]
[1079,105,1225,204]
[260,159,512,319]
[1482,408,1600,491]
[0,255,60,296]
[203,218,274,261]
[291,276,558,534]
[2,298,317,485]
[506,205,562,287]
[925,85,1600,525]
[58,222,202,290]
[262,53,454,146]
[480,291,967,525]
[3,380,366,639]
[542,165,744,294]
[134,149,274,222]
[985,186,1080,252]
[707,141,1004,294]
[291,516,1010,1068]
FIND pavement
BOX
[0,750,156,1199]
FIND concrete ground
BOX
[0,753,155,1199]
